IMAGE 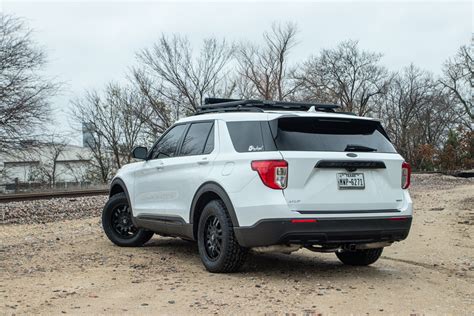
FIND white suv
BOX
[102,98,413,273]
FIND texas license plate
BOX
[337,173,365,189]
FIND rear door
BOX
[164,121,217,221]
[272,116,405,213]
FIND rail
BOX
[0,189,109,202]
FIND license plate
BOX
[337,173,365,189]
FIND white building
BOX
[0,143,93,193]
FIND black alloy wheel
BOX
[111,204,138,238]
[204,215,223,260]
[197,200,248,273]
[102,192,154,247]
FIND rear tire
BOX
[336,248,383,266]
[102,192,154,247]
[197,200,248,273]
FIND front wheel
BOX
[102,192,154,247]
[197,200,248,273]
[336,248,383,266]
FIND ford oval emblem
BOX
[346,153,357,158]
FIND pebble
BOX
[1,195,107,225]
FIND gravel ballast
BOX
[1,195,108,225]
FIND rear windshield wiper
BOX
[344,144,377,152]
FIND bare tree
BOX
[236,22,299,100]
[130,69,174,139]
[382,65,434,161]
[72,83,148,177]
[135,35,233,114]
[63,159,90,185]
[81,130,112,184]
[116,86,148,163]
[439,43,473,129]
[415,85,460,147]
[34,135,68,188]
[297,40,389,116]
[79,125,113,184]
[78,88,122,168]
[0,14,58,151]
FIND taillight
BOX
[401,161,411,189]
[251,160,288,189]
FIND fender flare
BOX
[189,181,239,227]
[109,177,132,205]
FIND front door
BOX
[132,123,188,217]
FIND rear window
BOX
[226,117,396,153]
[274,117,396,153]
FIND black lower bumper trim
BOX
[297,209,400,214]
[233,216,412,247]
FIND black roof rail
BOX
[195,98,340,115]
[195,106,265,115]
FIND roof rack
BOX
[195,106,265,115]
[195,98,340,115]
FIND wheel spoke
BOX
[111,203,138,239]
[204,215,224,260]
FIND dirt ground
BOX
[1,174,473,315]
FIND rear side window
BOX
[150,124,187,159]
[180,122,214,156]
[274,117,396,153]
[226,121,276,152]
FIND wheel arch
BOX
[109,177,131,205]
[190,181,239,240]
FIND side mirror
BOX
[131,146,148,160]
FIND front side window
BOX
[150,124,187,159]
[180,122,214,156]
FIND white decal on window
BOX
[248,145,263,152]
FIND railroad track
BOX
[0,189,109,202]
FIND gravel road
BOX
[1,174,473,315]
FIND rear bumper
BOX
[233,216,412,247]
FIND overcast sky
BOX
[2,0,472,144]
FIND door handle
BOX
[197,157,209,165]
[155,162,164,171]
